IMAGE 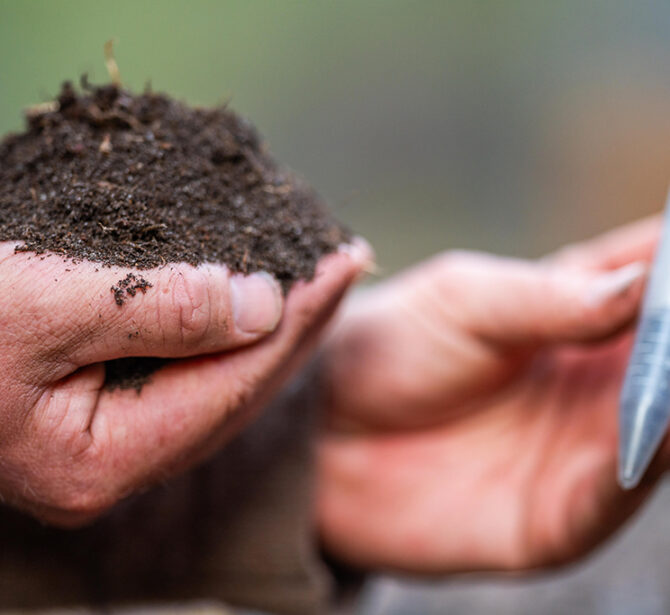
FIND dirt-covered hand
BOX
[0,239,368,526]
[317,216,666,574]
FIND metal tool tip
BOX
[618,452,647,490]
[618,469,641,490]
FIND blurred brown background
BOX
[1,1,670,613]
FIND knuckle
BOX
[428,250,485,293]
[552,243,579,263]
[550,242,596,269]
[47,453,118,526]
[12,464,115,528]
[433,250,490,278]
[51,486,112,526]
[31,443,116,526]
[163,269,214,347]
[434,249,474,271]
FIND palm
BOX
[320,332,655,573]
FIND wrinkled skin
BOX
[317,216,668,574]
[0,239,369,526]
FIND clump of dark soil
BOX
[111,272,152,306]
[104,357,170,392]
[0,80,350,390]
[0,80,349,288]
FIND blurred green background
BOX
[2,0,669,276]
[2,2,670,613]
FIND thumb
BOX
[429,253,647,347]
[0,242,284,380]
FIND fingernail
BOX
[230,272,283,334]
[585,261,647,307]
[339,236,378,274]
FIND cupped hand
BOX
[0,239,369,526]
[317,216,666,574]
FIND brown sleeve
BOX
[0,366,334,615]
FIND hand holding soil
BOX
[0,81,370,525]
[0,239,366,526]
[317,216,669,575]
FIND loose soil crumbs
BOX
[0,80,351,389]
[111,273,152,306]
[104,357,170,392]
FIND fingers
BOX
[548,214,661,271]
[80,241,371,504]
[427,214,662,347]
[378,216,660,350]
[422,251,647,347]
[0,243,283,377]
